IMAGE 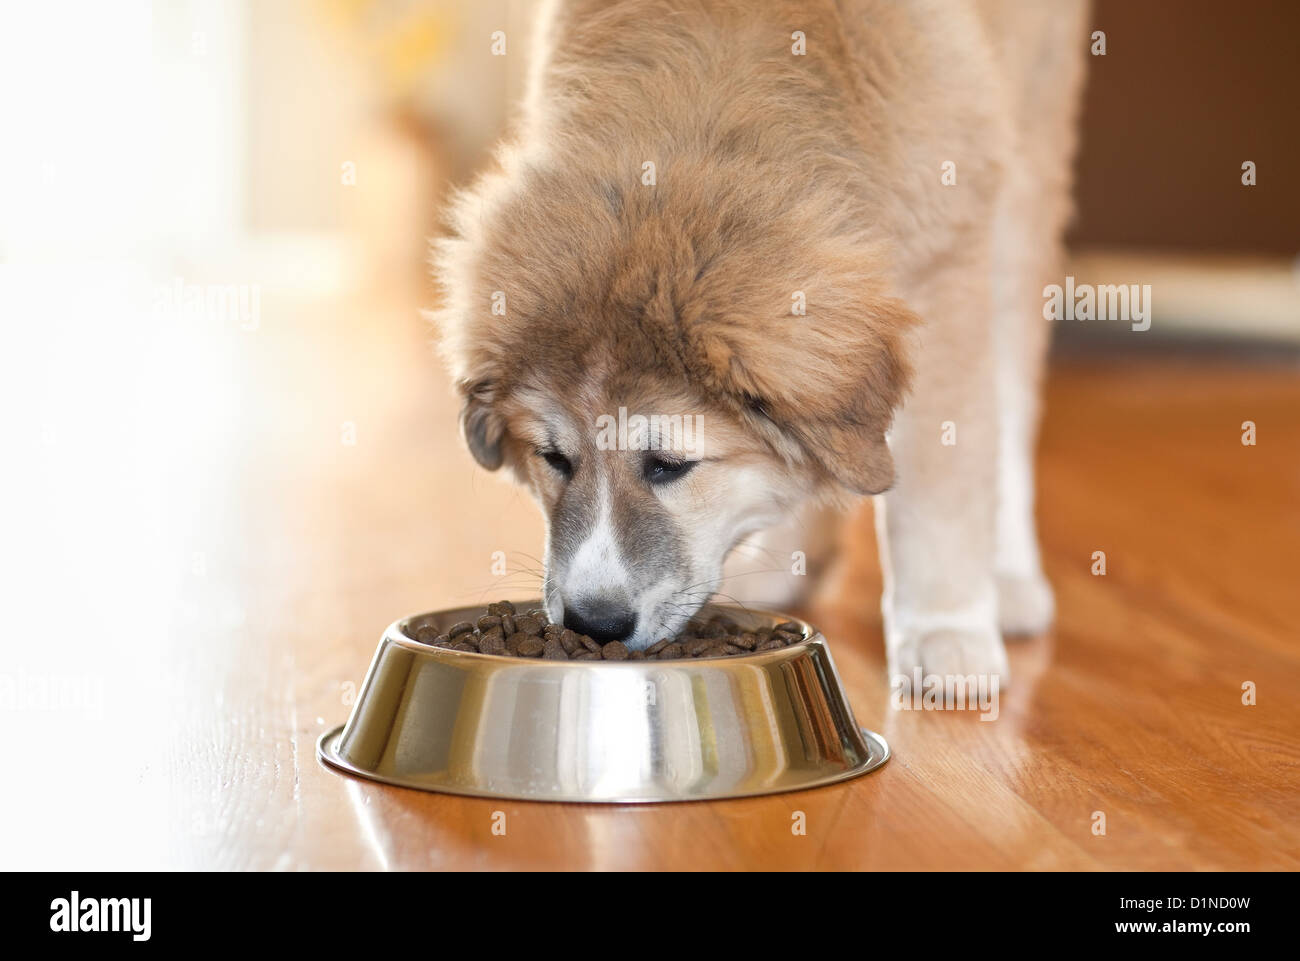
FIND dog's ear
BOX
[459,380,506,471]
[780,403,897,495]
[690,282,916,496]
[817,421,897,495]
[744,341,904,496]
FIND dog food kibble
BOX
[406,603,809,661]
[601,641,630,661]
[478,628,507,655]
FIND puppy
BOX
[433,0,1088,684]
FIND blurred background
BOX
[0,0,1296,868]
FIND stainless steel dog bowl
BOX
[317,601,889,802]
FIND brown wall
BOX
[1068,0,1300,256]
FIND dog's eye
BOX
[644,456,697,485]
[538,449,573,478]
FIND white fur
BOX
[559,476,629,602]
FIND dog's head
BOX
[433,152,915,649]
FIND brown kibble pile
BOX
[405,601,807,661]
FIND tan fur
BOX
[433,0,1089,669]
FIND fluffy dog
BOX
[433,0,1088,685]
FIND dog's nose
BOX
[563,600,637,644]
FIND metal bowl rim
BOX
[389,601,821,666]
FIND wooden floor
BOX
[7,287,1298,870]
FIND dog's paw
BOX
[996,571,1055,636]
[888,625,1011,695]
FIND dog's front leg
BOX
[876,256,1008,690]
